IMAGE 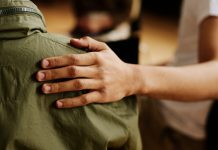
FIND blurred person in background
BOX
[71,0,141,64]
[37,0,218,149]
[71,0,140,40]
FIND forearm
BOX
[131,61,218,101]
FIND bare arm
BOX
[36,17,218,108]
[139,16,218,101]
[134,61,218,101]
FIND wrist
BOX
[127,64,149,96]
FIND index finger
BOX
[70,37,109,52]
[41,53,97,69]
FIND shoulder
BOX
[34,33,86,55]
[0,32,86,70]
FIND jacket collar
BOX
[0,0,47,39]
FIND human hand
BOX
[36,37,139,108]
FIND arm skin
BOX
[36,16,218,108]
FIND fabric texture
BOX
[160,0,218,139]
[0,0,141,150]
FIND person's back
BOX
[0,1,141,149]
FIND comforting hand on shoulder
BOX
[36,37,139,108]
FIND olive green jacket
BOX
[0,0,141,150]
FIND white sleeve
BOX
[197,0,218,25]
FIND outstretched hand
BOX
[36,37,139,108]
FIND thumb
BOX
[70,36,108,52]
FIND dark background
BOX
[33,0,182,18]
[143,0,182,17]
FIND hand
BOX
[36,37,139,108]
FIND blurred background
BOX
[32,0,182,66]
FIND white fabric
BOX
[161,0,218,139]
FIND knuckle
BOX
[101,90,108,97]
[101,43,108,48]
[68,54,79,65]
[67,100,75,107]
[90,52,98,63]
[82,36,91,41]
[68,66,77,77]
[73,80,83,90]
[102,76,110,85]
[68,54,75,63]
[61,100,72,108]
[50,58,59,66]
[91,52,97,58]
[52,84,60,93]
[90,52,97,58]
[101,77,106,85]
[99,67,105,76]
[95,53,103,62]
[100,91,108,102]
[80,96,88,105]
[46,70,54,80]
[97,80,105,89]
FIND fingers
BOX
[41,37,109,69]
[42,79,102,94]
[36,66,98,81]
[56,91,102,108]
[70,36,109,52]
[41,53,97,69]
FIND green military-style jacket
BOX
[0,0,141,150]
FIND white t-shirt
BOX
[160,0,218,139]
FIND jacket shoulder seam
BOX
[38,34,84,54]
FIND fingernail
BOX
[37,72,45,81]
[42,84,51,93]
[56,101,63,108]
[42,59,49,68]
